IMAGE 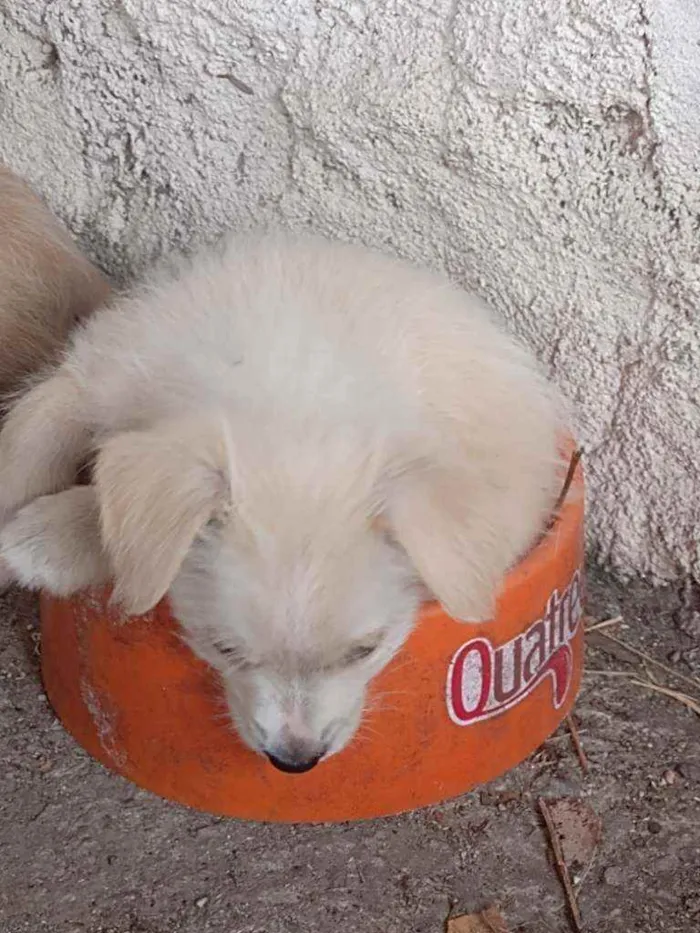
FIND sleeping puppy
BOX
[0,232,565,773]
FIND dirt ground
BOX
[1,568,699,933]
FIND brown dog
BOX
[0,165,110,395]
[0,166,109,588]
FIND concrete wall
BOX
[1,1,698,583]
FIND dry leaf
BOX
[447,905,509,933]
[539,799,583,932]
[546,797,602,881]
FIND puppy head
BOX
[173,508,422,772]
[94,413,486,771]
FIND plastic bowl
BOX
[40,458,584,822]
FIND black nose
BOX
[266,752,322,774]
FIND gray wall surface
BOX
[1,0,698,582]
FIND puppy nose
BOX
[266,751,322,774]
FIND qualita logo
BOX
[446,570,583,726]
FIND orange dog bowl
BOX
[40,459,584,823]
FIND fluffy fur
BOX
[0,224,566,771]
[0,165,109,394]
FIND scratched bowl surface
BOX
[40,463,584,823]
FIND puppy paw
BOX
[0,487,111,596]
[0,504,70,594]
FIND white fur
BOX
[0,232,565,769]
[0,486,110,595]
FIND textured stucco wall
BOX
[1,1,699,583]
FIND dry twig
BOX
[538,798,583,933]
[544,448,582,533]
[565,714,589,774]
[584,615,622,632]
[584,669,637,677]
[585,668,700,715]
[588,630,700,693]
[629,680,700,716]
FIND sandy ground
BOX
[1,568,699,933]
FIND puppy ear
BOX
[384,466,502,623]
[0,486,111,596]
[94,415,232,616]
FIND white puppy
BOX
[0,231,565,773]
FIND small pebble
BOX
[676,761,700,782]
[661,768,677,785]
[604,866,624,886]
[647,819,662,834]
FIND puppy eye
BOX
[342,643,379,665]
[213,642,255,670]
